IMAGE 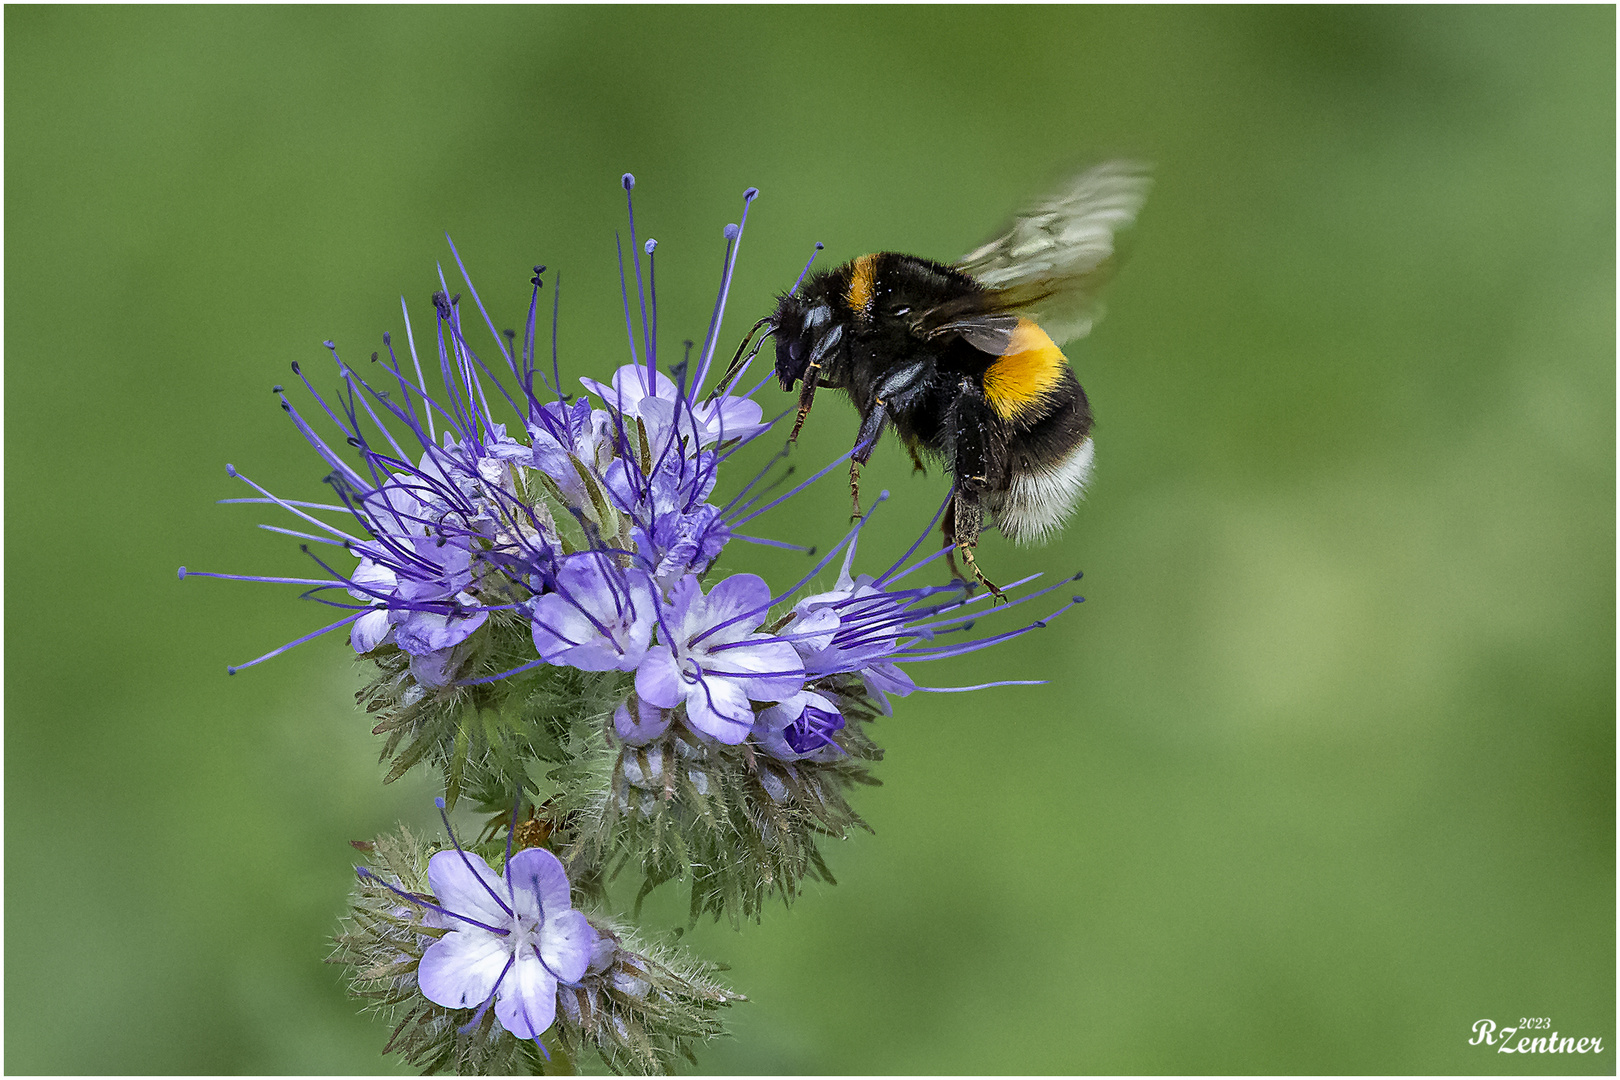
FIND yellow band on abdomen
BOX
[983,318,1067,420]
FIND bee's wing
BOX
[953,160,1151,344]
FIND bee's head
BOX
[770,293,812,390]
[771,289,844,392]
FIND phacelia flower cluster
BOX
[190,176,1081,1071]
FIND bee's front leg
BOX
[788,362,822,443]
[848,399,890,521]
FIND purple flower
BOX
[752,690,846,762]
[528,554,655,672]
[579,363,768,450]
[614,693,673,746]
[415,844,593,1041]
[771,523,1087,707]
[635,573,803,744]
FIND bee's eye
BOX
[789,342,803,362]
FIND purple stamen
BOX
[615,233,640,371]
[728,447,855,528]
[227,611,364,674]
[790,241,826,295]
[458,953,515,1034]
[436,797,516,917]
[623,179,652,376]
[354,867,512,936]
[691,186,759,400]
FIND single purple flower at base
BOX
[636,573,803,745]
[752,690,846,762]
[416,845,593,1042]
[529,554,656,672]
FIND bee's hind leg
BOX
[942,488,1007,603]
[956,542,1008,604]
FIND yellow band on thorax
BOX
[846,254,877,316]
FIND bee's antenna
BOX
[790,241,825,295]
[705,316,773,403]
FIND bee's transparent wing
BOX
[954,160,1151,344]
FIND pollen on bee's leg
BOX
[848,460,864,521]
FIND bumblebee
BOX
[737,161,1150,599]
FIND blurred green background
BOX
[6,6,1613,1074]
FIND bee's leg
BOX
[944,379,1008,602]
[905,440,928,476]
[848,399,890,520]
[705,316,773,404]
[788,362,822,443]
[942,492,965,581]
[948,487,1008,603]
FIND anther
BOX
[743,187,759,201]
[323,340,336,349]
[177,566,187,580]
[622,173,635,191]
[271,384,283,393]
[724,224,739,240]
[290,361,301,374]
[369,352,378,363]
[225,464,237,477]
[382,332,391,345]
[432,291,452,319]
[644,238,657,255]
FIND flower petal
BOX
[417,929,510,1010]
[504,848,573,924]
[351,607,393,653]
[711,636,804,702]
[615,695,672,745]
[494,950,558,1040]
[635,645,683,708]
[541,908,594,984]
[683,673,756,744]
[426,849,513,929]
[698,573,772,642]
